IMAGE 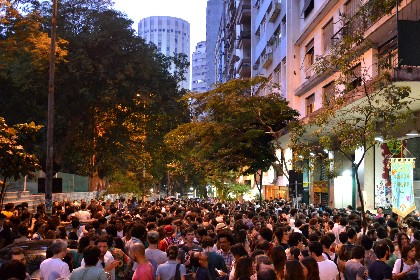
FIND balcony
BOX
[268,0,281,22]
[261,52,273,69]
[236,0,251,24]
[236,29,251,49]
[237,58,251,78]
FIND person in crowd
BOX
[156,245,187,280]
[344,245,365,280]
[39,239,71,280]
[284,260,306,280]
[201,236,228,280]
[70,245,108,280]
[11,246,31,280]
[70,235,90,269]
[368,241,392,280]
[392,243,419,280]
[272,245,286,280]
[0,213,12,249]
[130,242,154,280]
[233,256,253,280]
[195,252,212,280]
[217,231,235,272]
[301,257,321,280]
[308,241,338,280]
[158,225,177,252]
[81,235,119,280]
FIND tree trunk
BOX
[0,179,7,211]
[354,165,367,234]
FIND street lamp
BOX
[45,0,58,214]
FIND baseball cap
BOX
[164,225,174,234]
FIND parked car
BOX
[0,239,77,276]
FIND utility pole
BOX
[45,0,58,215]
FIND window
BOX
[323,19,334,53]
[322,81,335,106]
[304,39,314,77]
[347,63,362,90]
[305,94,315,115]
[344,0,362,35]
[302,0,314,18]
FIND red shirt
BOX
[133,261,154,280]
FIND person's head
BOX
[147,231,160,245]
[258,227,273,242]
[401,243,416,260]
[289,247,301,260]
[163,225,174,236]
[319,234,333,250]
[83,245,102,266]
[129,242,146,261]
[11,247,26,265]
[166,245,178,260]
[272,245,286,274]
[231,243,248,260]
[352,245,365,259]
[78,236,91,253]
[308,241,323,257]
[288,232,303,248]
[0,260,27,280]
[115,218,124,231]
[201,236,214,250]
[49,239,68,258]
[257,268,277,280]
[197,252,208,268]
[218,232,234,252]
[285,259,305,280]
[300,257,320,280]
[360,235,374,250]
[234,256,253,280]
[96,236,109,257]
[397,232,410,249]
[185,226,195,243]
[255,254,274,272]
[338,231,348,244]
[374,240,390,259]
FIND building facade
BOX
[206,0,224,90]
[207,0,420,210]
[138,16,191,89]
[192,41,208,93]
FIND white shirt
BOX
[81,251,115,280]
[78,210,91,220]
[39,257,71,280]
[318,259,339,280]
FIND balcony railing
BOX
[237,0,251,24]
[268,0,281,22]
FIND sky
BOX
[112,0,208,57]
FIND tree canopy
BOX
[165,77,299,197]
[0,0,190,187]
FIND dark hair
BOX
[374,241,390,259]
[201,236,214,248]
[288,232,303,247]
[272,245,286,278]
[338,232,348,244]
[397,232,410,251]
[11,246,25,256]
[83,245,101,266]
[0,260,27,280]
[352,245,365,259]
[257,268,277,280]
[259,227,273,242]
[231,243,248,258]
[360,235,374,250]
[217,231,234,244]
[290,247,300,260]
[285,260,304,280]
[308,241,323,257]
[401,243,415,260]
[347,228,357,239]
[301,257,320,280]
[376,226,388,239]
[255,255,273,271]
[96,235,109,245]
[319,235,333,249]
[167,245,178,260]
[234,256,253,280]
[255,240,270,252]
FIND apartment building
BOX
[192,41,208,93]
[138,16,191,90]
[209,0,420,208]
[206,0,224,90]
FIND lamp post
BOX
[45,0,58,215]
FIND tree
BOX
[289,0,412,232]
[0,117,42,209]
[165,77,299,202]
[0,0,190,185]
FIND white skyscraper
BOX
[192,41,207,93]
[138,16,191,90]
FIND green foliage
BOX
[0,117,42,209]
[0,0,190,186]
[219,183,251,201]
[165,77,299,195]
[289,0,412,230]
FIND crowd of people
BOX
[0,198,420,280]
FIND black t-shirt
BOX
[0,226,12,248]
[368,260,392,280]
